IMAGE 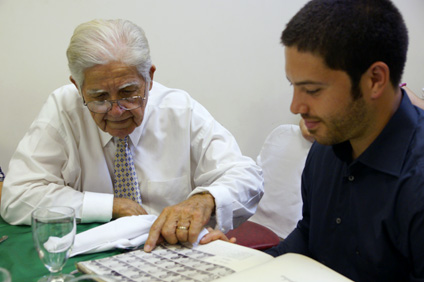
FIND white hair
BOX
[66,19,152,89]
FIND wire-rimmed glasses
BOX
[84,95,147,114]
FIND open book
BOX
[76,240,353,282]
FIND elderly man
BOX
[262,0,424,281]
[0,19,263,252]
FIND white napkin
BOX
[70,215,209,257]
[43,224,76,253]
[70,215,157,257]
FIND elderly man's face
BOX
[78,62,155,139]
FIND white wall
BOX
[0,0,423,173]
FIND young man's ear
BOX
[368,62,390,99]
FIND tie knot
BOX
[117,137,128,147]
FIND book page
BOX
[215,253,353,282]
[192,239,272,271]
[76,240,273,282]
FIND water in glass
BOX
[32,206,76,282]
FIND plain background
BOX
[1,0,423,172]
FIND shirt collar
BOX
[333,89,418,177]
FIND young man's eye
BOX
[305,88,321,95]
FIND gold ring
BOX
[177,226,188,230]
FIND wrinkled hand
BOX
[199,227,236,245]
[112,197,148,219]
[144,193,215,252]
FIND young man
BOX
[264,0,424,281]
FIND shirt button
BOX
[348,175,355,181]
[336,218,342,224]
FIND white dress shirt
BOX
[1,82,263,233]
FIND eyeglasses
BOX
[0,166,4,182]
[84,96,147,114]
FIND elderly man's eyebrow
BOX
[119,82,141,90]
[85,82,141,96]
[86,89,107,96]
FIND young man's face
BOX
[285,47,371,146]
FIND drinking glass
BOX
[32,206,76,282]
[68,274,118,282]
[0,268,11,282]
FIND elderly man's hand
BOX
[143,192,215,252]
[112,197,148,218]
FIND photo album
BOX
[76,240,352,282]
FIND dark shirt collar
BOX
[333,89,417,177]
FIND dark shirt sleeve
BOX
[407,179,424,281]
[264,223,310,257]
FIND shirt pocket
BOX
[144,175,191,215]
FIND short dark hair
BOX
[281,0,408,91]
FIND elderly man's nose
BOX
[109,101,126,115]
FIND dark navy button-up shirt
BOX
[266,91,424,282]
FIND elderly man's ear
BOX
[69,77,79,91]
[148,65,156,90]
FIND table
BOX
[0,216,122,282]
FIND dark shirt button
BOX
[336,217,342,224]
[348,175,355,181]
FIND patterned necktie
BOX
[113,137,142,205]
